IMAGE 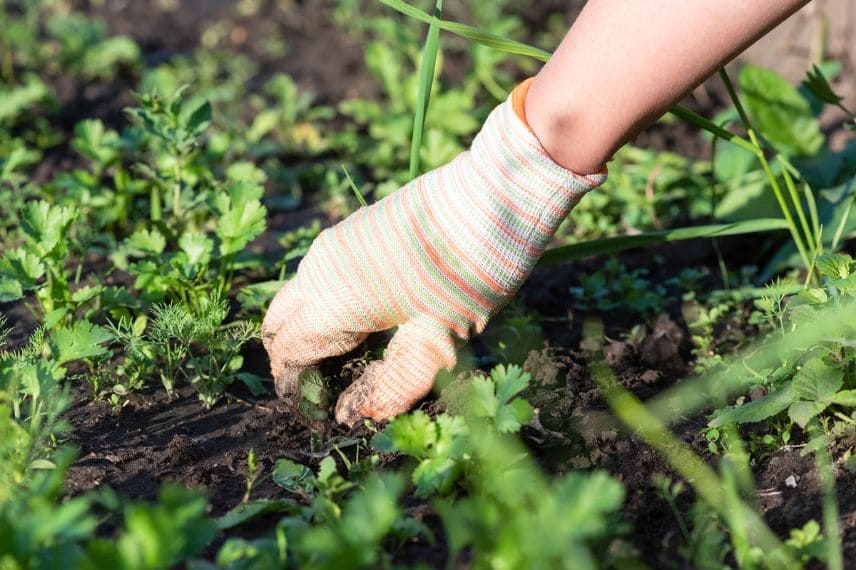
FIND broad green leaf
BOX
[214,181,267,256]
[553,471,626,539]
[186,100,212,138]
[709,387,794,427]
[495,397,534,434]
[72,119,121,166]
[0,248,46,287]
[236,280,286,311]
[178,232,213,266]
[236,372,267,396]
[29,459,57,470]
[789,358,844,403]
[83,36,140,78]
[828,273,856,294]
[272,459,315,494]
[739,64,823,156]
[247,109,279,142]
[226,161,268,184]
[43,308,68,329]
[117,484,215,566]
[830,390,856,407]
[71,285,104,304]
[788,400,826,428]
[49,320,113,365]
[468,376,498,419]
[21,201,78,256]
[469,366,534,433]
[127,228,166,255]
[798,288,828,305]
[815,253,852,280]
[491,364,531,403]
[0,278,24,302]
[0,75,50,123]
[373,410,437,457]
[216,500,297,530]
[713,140,756,182]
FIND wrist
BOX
[522,75,612,176]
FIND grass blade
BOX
[589,356,795,568]
[830,178,855,251]
[379,0,551,62]
[409,0,443,180]
[341,164,367,208]
[669,105,760,157]
[808,420,844,570]
[536,218,789,267]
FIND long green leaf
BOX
[379,0,551,61]
[409,0,443,180]
[590,357,795,568]
[537,218,789,267]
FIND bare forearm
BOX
[525,0,810,174]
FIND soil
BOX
[5,0,854,567]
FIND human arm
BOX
[526,0,810,174]
[263,0,809,425]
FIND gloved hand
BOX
[262,79,606,426]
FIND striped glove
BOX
[262,79,606,425]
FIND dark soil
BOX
[5,0,850,567]
[60,236,856,567]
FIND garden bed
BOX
[1,1,854,568]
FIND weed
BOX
[569,258,667,317]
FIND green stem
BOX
[669,105,760,157]
[409,0,443,180]
[718,68,812,272]
[780,159,817,254]
[589,356,796,568]
[151,186,161,222]
[173,158,183,218]
[808,421,843,570]
[830,180,855,251]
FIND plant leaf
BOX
[538,219,789,267]
[216,500,298,530]
[830,390,856,407]
[789,358,844,403]
[709,387,794,427]
[372,410,437,457]
[271,459,315,494]
[739,64,824,156]
[127,228,166,256]
[788,400,826,428]
[49,320,113,365]
[214,181,267,257]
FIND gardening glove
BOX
[262,79,607,426]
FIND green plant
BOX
[569,258,667,317]
[435,425,625,570]
[0,201,104,326]
[372,410,469,497]
[45,13,140,80]
[128,296,261,407]
[125,86,213,222]
[372,364,533,497]
[219,456,423,569]
[113,178,267,309]
[707,255,856,440]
